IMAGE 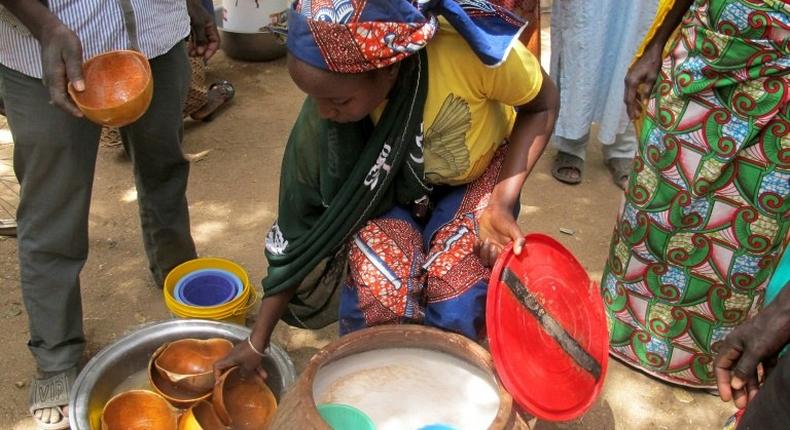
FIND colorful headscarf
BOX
[287,0,527,73]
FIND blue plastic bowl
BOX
[173,268,243,307]
[418,425,457,430]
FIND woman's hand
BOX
[214,336,269,380]
[714,283,790,409]
[214,288,296,380]
[475,203,524,268]
[479,68,556,269]
[623,44,663,121]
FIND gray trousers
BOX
[0,42,197,373]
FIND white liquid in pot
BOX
[313,348,501,430]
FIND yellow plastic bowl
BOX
[178,400,230,430]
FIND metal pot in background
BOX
[215,2,288,62]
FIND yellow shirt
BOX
[373,20,543,185]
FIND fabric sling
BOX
[265,51,430,327]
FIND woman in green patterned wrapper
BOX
[602,0,789,388]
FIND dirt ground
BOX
[0,10,738,430]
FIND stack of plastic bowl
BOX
[174,268,244,307]
[163,258,256,325]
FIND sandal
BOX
[0,218,16,237]
[191,80,235,122]
[29,367,77,430]
[551,151,584,185]
[605,157,633,191]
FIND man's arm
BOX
[185,0,219,60]
[0,0,84,115]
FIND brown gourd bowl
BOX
[148,343,213,409]
[178,400,230,430]
[100,389,178,430]
[212,366,278,429]
[155,338,233,394]
[67,50,153,127]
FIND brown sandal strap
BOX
[552,152,584,185]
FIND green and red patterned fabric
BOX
[602,0,790,387]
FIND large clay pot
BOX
[270,325,530,430]
[68,50,153,127]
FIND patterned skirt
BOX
[338,148,506,340]
[602,0,790,387]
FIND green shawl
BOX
[262,52,430,328]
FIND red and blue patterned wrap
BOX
[287,0,528,73]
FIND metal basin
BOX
[215,6,287,62]
[69,319,295,430]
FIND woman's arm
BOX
[624,0,694,119]
[476,68,559,266]
[643,0,695,55]
[214,288,296,378]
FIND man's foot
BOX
[551,151,584,185]
[605,157,633,191]
[33,405,69,429]
[190,80,235,122]
[29,367,76,430]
